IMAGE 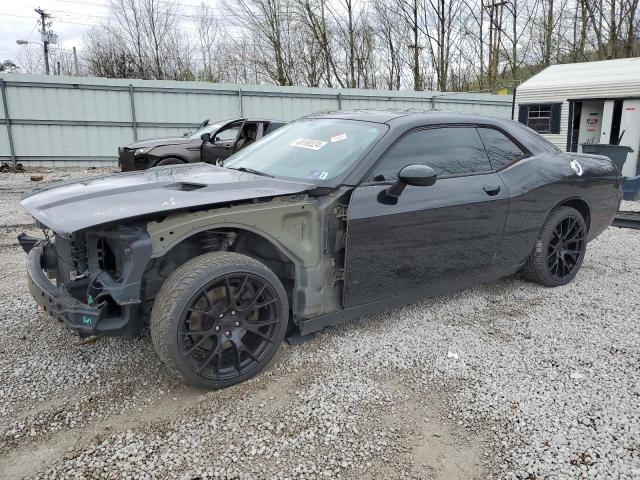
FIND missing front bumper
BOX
[26,243,137,336]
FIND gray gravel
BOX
[620,199,640,212]
[1,169,639,479]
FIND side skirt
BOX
[299,264,523,336]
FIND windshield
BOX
[224,119,386,181]
[188,121,228,139]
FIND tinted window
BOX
[369,127,491,181]
[265,122,285,134]
[477,128,527,170]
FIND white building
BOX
[513,58,640,176]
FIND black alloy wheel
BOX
[150,252,288,389]
[546,216,585,281]
[521,206,587,287]
[178,273,281,381]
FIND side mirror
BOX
[386,164,437,198]
[200,132,211,143]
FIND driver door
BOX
[201,119,245,164]
[343,126,509,308]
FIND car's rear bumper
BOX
[26,243,136,336]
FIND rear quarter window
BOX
[477,127,528,170]
[509,122,560,154]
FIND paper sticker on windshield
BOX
[308,169,329,180]
[331,133,347,143]
[290,138,327,151]
[308,168,322,179]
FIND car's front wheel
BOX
[521,206,587,287]
[150,252,289,389]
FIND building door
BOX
[619,100,640,176]
[577,101,604,150]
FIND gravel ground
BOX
[1,169,639,479]
[620,200,640,212]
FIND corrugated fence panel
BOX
[11,124,133,157]
[243,94,334,121]
[0,126,8,157]
[7,84,130,122]
[137,126,193,140]
[0,74,512,166]
[134,90,240,124]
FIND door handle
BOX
[483,185,501,196]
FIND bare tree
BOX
[370,0,407,89]
[85,0,194,80]
[0,59,19,73]
[62,0,640,91]
[226,0,294,85]
[195,2,220,81]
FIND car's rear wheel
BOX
[154,157,184,167]
[150,252,288,389]
[521,206,587,287]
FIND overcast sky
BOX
[0,0,222,67]
[0,0,110,63]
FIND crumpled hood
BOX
[21,163,314,237]
[123,137,195,149]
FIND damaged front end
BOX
[21,227,152,337]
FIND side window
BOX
[477,128,527,170]
[369,127,492,181]
[214,123,241,143]
[265,122,284,135]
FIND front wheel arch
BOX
[144,227,299,327]
[151,156,188,167]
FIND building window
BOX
[517,103,562,134]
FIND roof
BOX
[517,57,640,92]
[310,108,512,125]
[309,108,420,123]
[309,108,560,155]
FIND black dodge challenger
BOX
[20,110,622,388]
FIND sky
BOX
[0,0,110,64]
[0,0,223,68]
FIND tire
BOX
[153,157,184,167]
[150,252,289,389]
[521,206,587,287]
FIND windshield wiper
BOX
[228,167,273,178]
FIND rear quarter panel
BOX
[497,152,622,267]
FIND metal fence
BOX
[0,74,513,167]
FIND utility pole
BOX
[408,0,422,91]
[483,0,509,87]
[35,8,52,75]
[73,46,79,75]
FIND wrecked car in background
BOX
[118,118,285,171]
[20,110,622,389]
